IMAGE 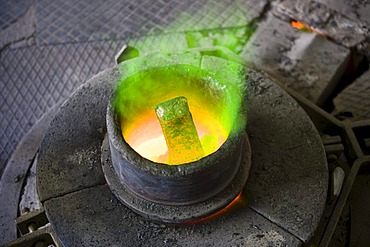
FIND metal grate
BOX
[0,40,124,170]
[35,0,181,45]
[1,0,267,172]
[35,0,266,45]
[0,0,33,30]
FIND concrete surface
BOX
[274,0,369,56]
[36,65,327,244]
[333,70,370,121]
[241,14,350,105]
[44,184,301,246]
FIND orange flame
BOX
[185,191,246,224]
[123,106,227,164]
[291,20,313,33]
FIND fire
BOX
[291,20,305,30]
[115,63,246,165]
[291,20,313,33]
[186,192,246,224]
[135,134,168,163]
[122,105,227,164]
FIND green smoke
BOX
[114,51,247,137]
[114,2,254,150]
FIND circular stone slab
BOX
[37,66,327,245]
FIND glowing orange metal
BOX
[123,103,227,164]
[155,96,204,165]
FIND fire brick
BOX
[241,14,350,105]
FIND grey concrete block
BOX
[44,184,302,246]
[274,0,369,56]
[333,70,370,121]
[241,14,350,104]
[314,0,369,27]
[37,67,120,202]
[246,69,328,242]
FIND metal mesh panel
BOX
[0,41,124,169]
[0,0,33,30]
[0,0,267,174]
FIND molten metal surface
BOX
[122,106,226,164]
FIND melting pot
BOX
[103,51,251,222]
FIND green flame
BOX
[114,51,247,139]
[113,2,254,163]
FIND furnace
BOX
[32,51,326,245]
[2,0,369,246]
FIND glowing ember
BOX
[291,20,313,33]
